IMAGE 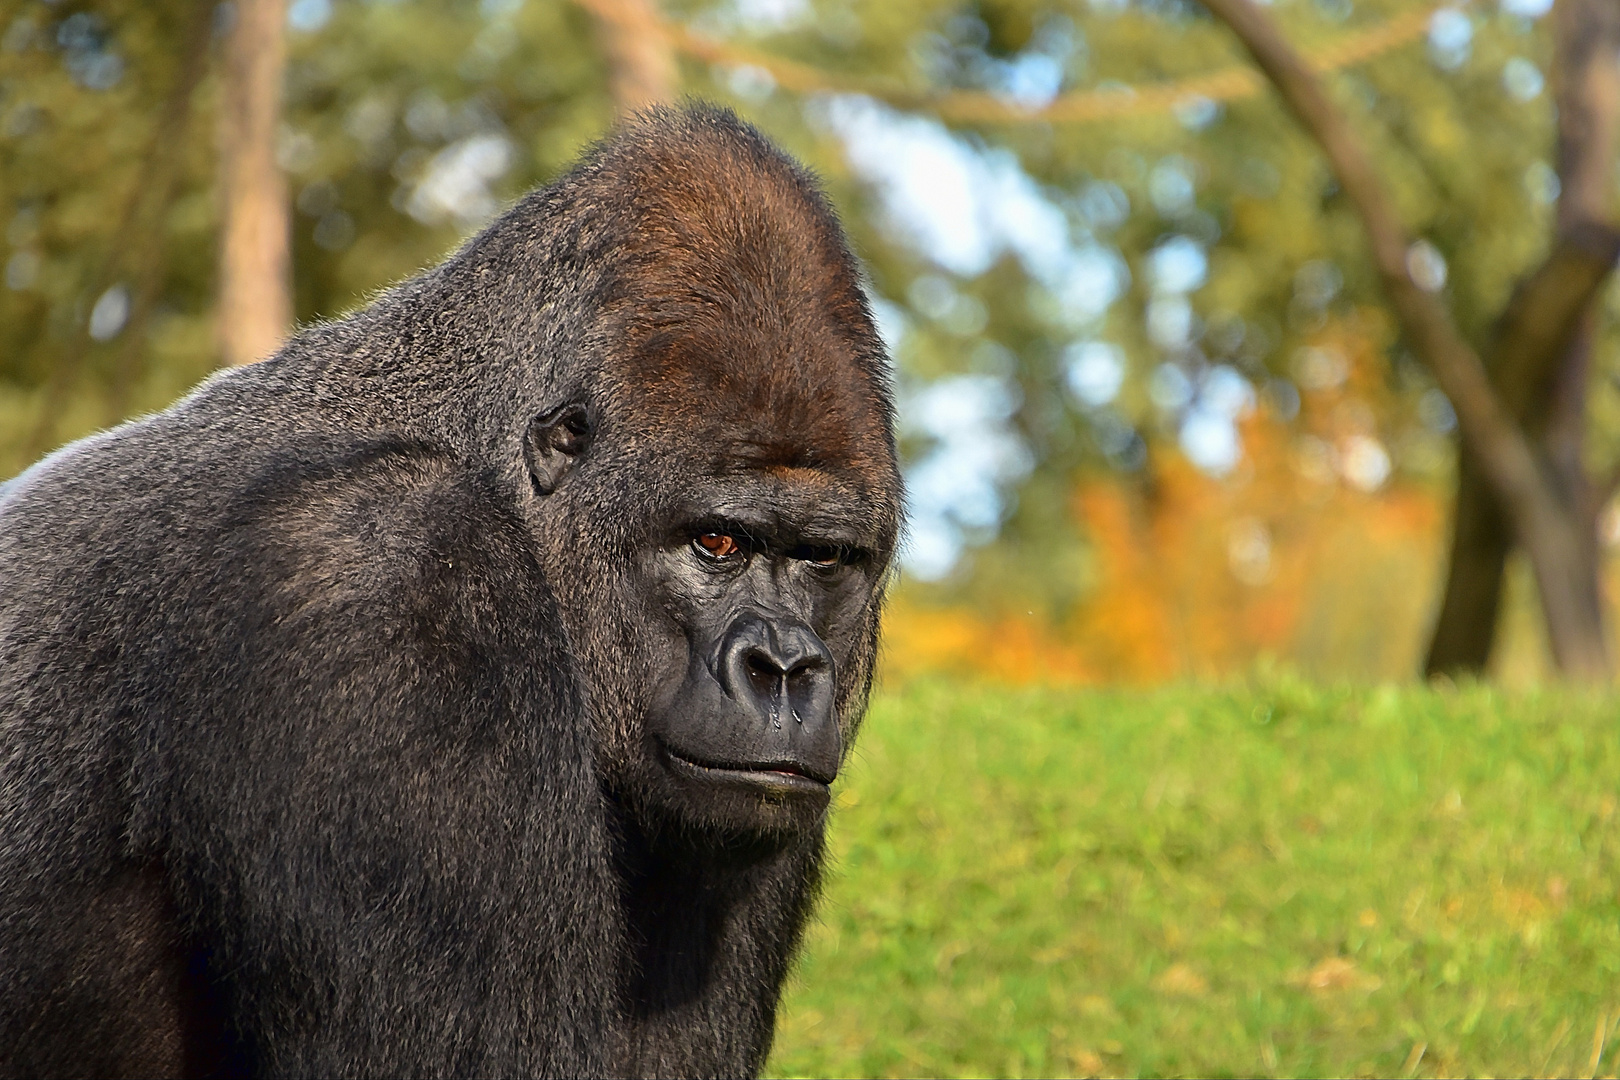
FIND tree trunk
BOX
[218,0,292,367]
[1425,226,1620,675]
[1425,452,1509,674]
[576,0,677,116]
[1425,0,1620,676]
[1198,0,1612,679]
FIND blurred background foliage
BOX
[1,0,1615,681]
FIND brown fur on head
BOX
[595,108,897,501]
[517,107,902,833]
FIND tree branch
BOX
[1488,221,1620,424]
[660,2,1438,126]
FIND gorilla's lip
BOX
[658,742,834,790]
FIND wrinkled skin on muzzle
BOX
[662,609,840,784]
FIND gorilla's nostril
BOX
[699,613,842,773]
[784,654,826,679]
[745,652,783,696]
[719,614,835,725]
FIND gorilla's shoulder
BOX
[189,433,568,725]
[230,434,548,626]
[2,427,551,667]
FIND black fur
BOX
[0,106,901,1078]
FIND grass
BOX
[765,675,1620,1078]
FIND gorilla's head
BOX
[510,110,901,835]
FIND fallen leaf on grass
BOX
[1292,955,1381,992]
[1497,886,1547,924]
[1152,962,1208,997]
[1069,1049,1106,1077]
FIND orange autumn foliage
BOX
[883,429,1445,684]
[883,317,1455,685]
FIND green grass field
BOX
[765,677,1620,1079]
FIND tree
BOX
[218,0,291,367]
[575,0,676,115]
[1199,0,1615,679]
[1426,0,1620,677]
[5,0,1609,679]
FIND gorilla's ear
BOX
[523,404,595,497]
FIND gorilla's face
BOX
[633,469,885,832]
[519,168,901,834]
[524,401,893,835]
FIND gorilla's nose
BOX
[717,614,839,781]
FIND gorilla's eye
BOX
[790,545,846,568]
[694,533,744,560]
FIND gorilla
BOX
[0,107,901,1078]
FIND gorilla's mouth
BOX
[658,741,834,792]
